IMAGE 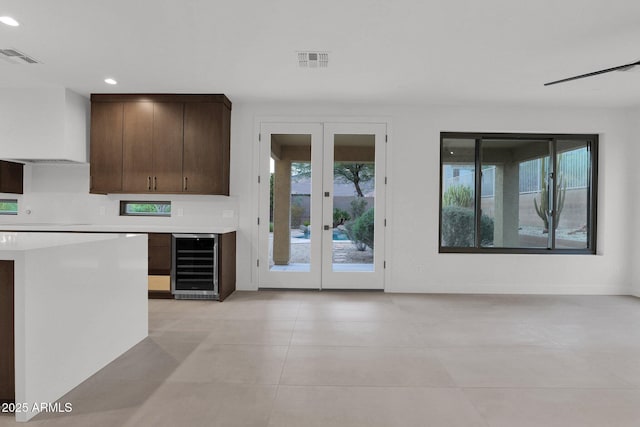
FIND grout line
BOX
[459,387,493,427]
[265,302,300,426]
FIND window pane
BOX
[120,202,171,216]
[441,138,476,247]
[269,134,312,272]
[554,140,591,249]
[480,139,550,248]
[0,199,18,215]
[333,134,375,272]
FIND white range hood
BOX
[0,87,89,163]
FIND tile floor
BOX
[2,291,640,426]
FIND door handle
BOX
[154,176,157,191]
[147,176,151,191]
[184,176,188,191]
[324,225,330,230]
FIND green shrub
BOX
[303,220,310,227]
[480,215,494,245]
[350,197,368,218]
[290,202,304,227]
[443,185,473,208]
[352,208,375,249]
[269,222,274,232]
[333,208,351,227]
[441,206,494,247]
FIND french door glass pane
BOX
[332,134,375,272]
[441,138,476,247]
[554,140,590,249]
[269,134,312,271]
[480,139,550,248]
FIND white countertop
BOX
[0,232,137,251]
[0,223,237,234]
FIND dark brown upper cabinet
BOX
[0,160,24,194]
[123,102,153,192]
[122,102,184,193]
[183,102,230,194]
[90,94,231,195]
[90,102,123,193]
[153,103,185,193]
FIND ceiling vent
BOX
[298,51,328,68]
[0,48,40,64]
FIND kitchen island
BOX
[0,232,147,422]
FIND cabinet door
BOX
[123,102,154,193]
[148,233,171,275]
[0,160,23,194]
[90,102,123,193]
[0,261,14,402]
[152,103,184,193]
[218,232,236,301]
[183,102,229,195]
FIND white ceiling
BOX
[1,0,639,107]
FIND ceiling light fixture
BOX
[0,48,39,64]
[104,78,117,85]
[0,16,19,27]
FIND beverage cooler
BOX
[171,234,218,300]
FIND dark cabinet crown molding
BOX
[90,94,232,110]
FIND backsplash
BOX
[0,163,238,229]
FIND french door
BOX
[258,122,386,290]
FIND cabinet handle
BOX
[154,176,157,191]
[147,176,151,191]
[184,176,188,191]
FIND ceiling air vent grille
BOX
[0,48,40,64]
[298,51,328,68]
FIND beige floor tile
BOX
[410,319,556,348]
[583,350,640,387]
[201,301,301,321]
[123,383,277,427]
[435,347,633,388]
[291,320,418,347]
[13,408,137,427]
[281,346,455,387]
[146,330,212,361]
[10,292,639,426]
[268,386,486,427]
[200,320,296,345]
[168,344,288,384]
[464,388,640,427]
[45,379,164,417]
[86,333,206,383]
[536,321,640,350]
[296,300,407,322]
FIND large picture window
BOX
[440,133,597,254]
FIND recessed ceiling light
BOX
[0,16,19,27]
[104,78,117,85]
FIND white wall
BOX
[1,97,635,295]
[0,87,89,162]
[230,102,634,294]
[628,108,640,297]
